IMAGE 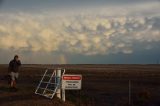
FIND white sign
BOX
[62,74,82,90]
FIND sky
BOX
[0,0,160,64]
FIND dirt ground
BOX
[0,64,160,106]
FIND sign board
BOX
[62,74,82,90]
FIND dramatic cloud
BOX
[0,12,160,57]
[0,1,160,63]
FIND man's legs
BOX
[10,72,18,89]
[11,80,16,88]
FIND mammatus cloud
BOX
[0,0,160,64]
[0,12,160,57]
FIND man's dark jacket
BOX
[8,59,21,73]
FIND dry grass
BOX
[0,64,160,106]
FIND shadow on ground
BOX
[0,87,45,105]
[0,86,11,92]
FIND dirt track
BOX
[0,64,160,106]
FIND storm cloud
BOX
[0,12,159,56]
[0,0,160,64]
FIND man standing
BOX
[8,55,21,91]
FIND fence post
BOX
[56,69,61,99]
[62,89,65,102]
[129,80,131,105]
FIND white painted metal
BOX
[35,69,59,99]
[35,68,66,100]
[35,69,48,94]
[56,69,61,99]
[62,89,65,102]
[42,71,55,95]
[129,80,131,105]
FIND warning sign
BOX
[62,74,82,90]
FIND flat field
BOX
[0,64,160,106]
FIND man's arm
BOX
[8,61,12,73]
[17,60,21,66]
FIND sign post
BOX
[61,74,82,101]
[62,89,65,102]
[56,69,61,99]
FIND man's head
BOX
[14,55,19,61]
